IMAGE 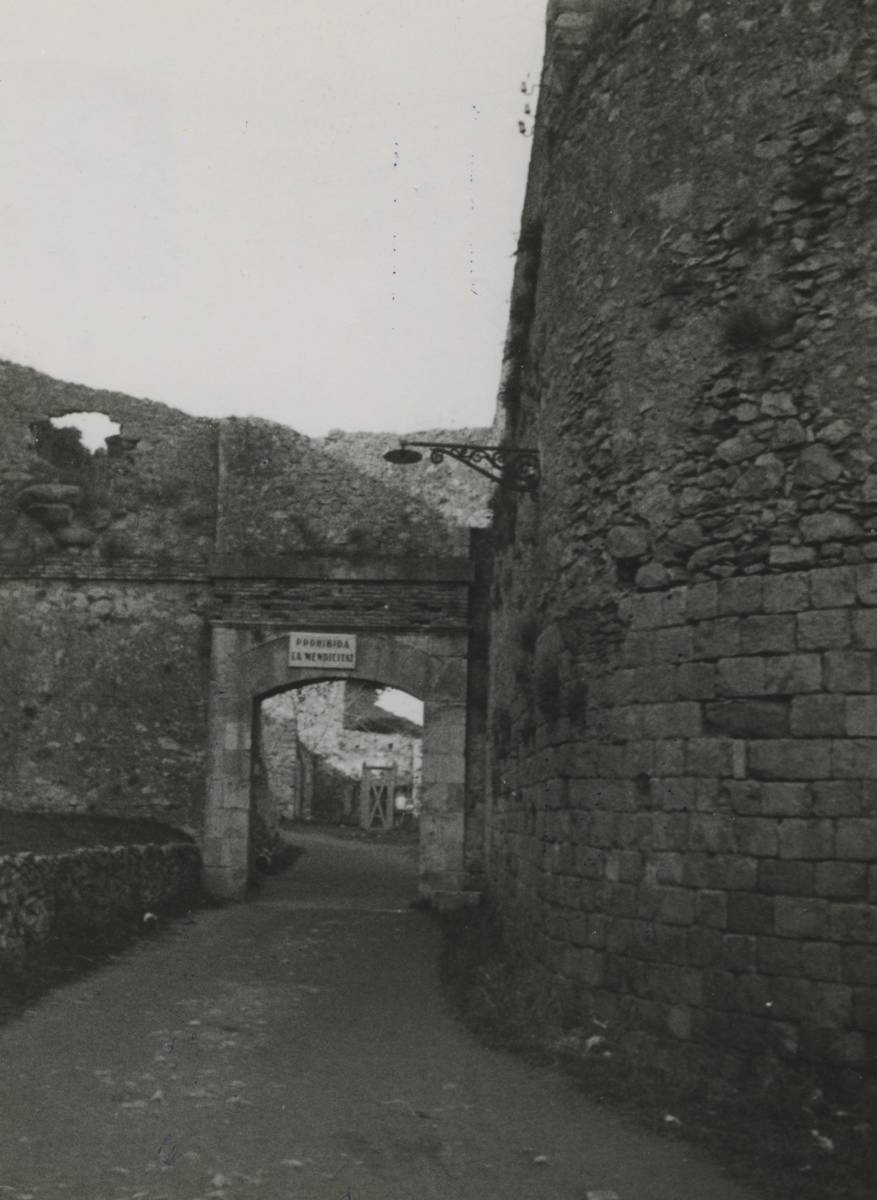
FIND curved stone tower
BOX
[487,0,877,1090]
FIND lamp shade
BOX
[383,446,423,465]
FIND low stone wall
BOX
[0,842,201,963]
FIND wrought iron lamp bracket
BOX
[392,441,539,494]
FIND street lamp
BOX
[383,441,539,494]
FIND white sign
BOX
[288,632,357,670]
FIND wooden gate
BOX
[360,764,396,830]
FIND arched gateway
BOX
[202,543,488,902]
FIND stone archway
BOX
[202,627,468,901]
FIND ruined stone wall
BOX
[0,360,218,568]
[0,362,484,569]
[319,427,495,532]
[0,581,211,833]
[487,0,877,1084]
[0,362,484,836]
[216,419,468,559]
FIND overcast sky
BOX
[1,1,544,436]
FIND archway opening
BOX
[204,627,469,902]
[252,679,424,870]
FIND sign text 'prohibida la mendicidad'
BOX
[288,632,357,670]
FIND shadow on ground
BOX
[437,901,877,1200]
[0,822,306,1031]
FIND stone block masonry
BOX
[554,566,877,1065]
[486,0,877,1089]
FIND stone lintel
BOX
[209,552,474,584]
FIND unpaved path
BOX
[0,829,761,1200]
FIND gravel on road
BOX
[0,828,761,1200]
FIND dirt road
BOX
[0,829,761,1200]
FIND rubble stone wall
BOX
[216,419,468,559]
[0,841,201,963]
[0,360,484,839]
[487,0,877,1084]
[0,581,212,834]
[0,359,218,570]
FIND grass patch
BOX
[498,367,523,424]
[253,839,306,876]
[515,221,543,259]
[438,903,562,1049]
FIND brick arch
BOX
[203,628,469,901]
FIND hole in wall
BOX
[48,412,121,453]
[29,411,123,473]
